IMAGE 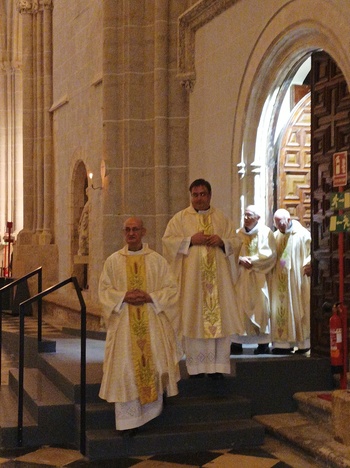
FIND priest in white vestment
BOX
[99,217,181,435]
[162,179,242,379]
[269,209,311,355]
[231,205,277,355]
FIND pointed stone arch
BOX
[231,0,350,225]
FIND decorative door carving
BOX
[277,92,311,228]
[311,51,350,356]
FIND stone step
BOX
[254,411,350,468]
[293,391,333,427]
[80,393,253,431]
[85,418,265,460]
[8,368,75,446]
[0,384,40,448]
[34,338,104,403]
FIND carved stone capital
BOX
[178,74,196,93]
[16,0,34,14]
[17,0,53,14]
[0,61,21,74]
[40,0,53,10]
[178,0,239,91]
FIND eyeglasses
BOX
[244,214,256,219]
[191,192,210,198]
[123,227,141,233]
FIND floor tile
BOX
[150,451,218,466]
[14,447,85,466]
[203,452,279,467]
[68,458,141,467]
[130,461,198,468]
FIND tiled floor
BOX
[0,437,324,467]
[0,315,325,467]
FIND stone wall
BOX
[10,0,350,327]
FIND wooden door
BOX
[311,51,350,355]
[278,92,311,229]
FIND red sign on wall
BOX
[333,151,348,187]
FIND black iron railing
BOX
[0,267,43,381]
[17,276,87,454]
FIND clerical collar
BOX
[128,245,144,253]
[244,223,259,235]
[197,207,210,214]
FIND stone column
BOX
[0,0,23,235]
[154,0,170,250]
[14,0,57,287]
[34,5,44,243]
[16,0,53,246]
[40,0,53,245]
[16,0,35,244]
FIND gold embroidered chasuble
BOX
[126,255,157,405]
[198,213,222,338]
[241,232,259,256]
[275,233,292,340]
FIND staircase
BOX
[255,391,350,468]
[0,317,335,461]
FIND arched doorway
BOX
[258,51,350,356]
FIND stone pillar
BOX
[40,0,53,245]
[34,6,44,244]
[101,0,122,259]
[154,0,170,251]
[16,0,34,244]
[14,0,57,287]
[16,0,53,246]
[0,3,23,238]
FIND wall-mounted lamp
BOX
[88,172,102,190]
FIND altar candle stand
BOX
[3,221,14,278]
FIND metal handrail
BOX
[0,267,42,384]
[17,276,86,455]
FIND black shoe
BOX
[254,343,270,355]
[230,343,243,355]
[272,347,293,355]
[189,373,206,378]
[294,348,310,354]
[207,372,224,380]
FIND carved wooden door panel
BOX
[311,51,350,355]
[278,92,311,229]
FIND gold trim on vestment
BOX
[275,233,291,340]
[198,213,222,338]
[242,233,258,255]
[126,255,158,405]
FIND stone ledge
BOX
[255,412,350,468]
[333,390,350,446]
[293,391,332,427]
[42,290,104,332]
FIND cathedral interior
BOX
[1,0,350,466]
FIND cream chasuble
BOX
[126,255,157,405]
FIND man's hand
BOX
[303,264,311,277]
[191,231,209,246]
[191,232,223,248]
[206,234,224,248]
[124,289,153,305]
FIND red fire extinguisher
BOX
[330,302,343,367]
